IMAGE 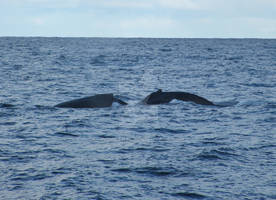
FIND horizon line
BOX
[0,35,275,39]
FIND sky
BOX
[0,0,276,38]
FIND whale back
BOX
[55,93,114,108]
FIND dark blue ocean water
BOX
[0,37,275,200]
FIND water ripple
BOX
[171,192,207,199]
[0,37,275,200]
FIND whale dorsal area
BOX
[55,93,114,108]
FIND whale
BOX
[142,89,214,106]
[55,93,127,108]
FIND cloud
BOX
[31,17,45,25]
[2,0,276,12]
[262,0,276,7]
[156,0,201,10]
[100,0,202,10]
[245,17,276,37]
[97,0,203,10]
[1,0,203,10]
[118,17,178,37]
[0,0,276,37]
[101,0,153,8]
[1,0,82,8]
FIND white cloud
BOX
[119,17,177,34]
[98,0,203,10]
[156,0,201,10]
[2,0,276,12]
[31,17,45,25]
[245,17,276,37]
[0,0,203,10]
[262,0,276,7]
[101,0,153,8]
[0,0,276,37]
[1,0,82,8]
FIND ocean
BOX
[0,37,275,200]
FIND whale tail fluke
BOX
[174,92,214,106]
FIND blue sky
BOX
[1,0,276,38]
